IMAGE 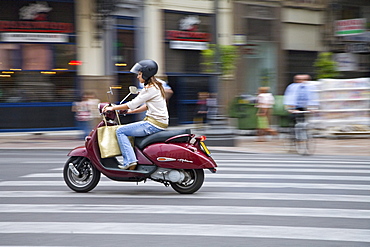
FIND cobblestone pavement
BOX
[0,130,369,157]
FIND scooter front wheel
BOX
[63,156,101,193]
[170,169,204,194]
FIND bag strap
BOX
[102,108,121,126]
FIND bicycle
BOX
[282,110,315,155]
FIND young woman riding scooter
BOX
[103,59,168,170]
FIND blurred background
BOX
[0,0,369,134]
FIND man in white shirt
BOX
[284,74,319,112]
[283,74,319,124]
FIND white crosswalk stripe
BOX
[1,204,370,218]
[22,172,370,181]
[0,191,369,202]
[1,222,370,242]
[1,152,370,246]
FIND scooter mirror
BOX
[119,86,138,104]
[129,86,138,95]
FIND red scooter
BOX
[63,87,217,194]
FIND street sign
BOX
[335,18,366,36]
[345,43,370,53]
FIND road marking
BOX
[1,204,370,219]
[1,180,370,190]
[217,163,370,168]
[22,172,370,182]
[52,163,370,170]
[22,159,370,165]
[217,168,370,173]
[21,161,64,164]
[0,222,369,242]
[1,191,370,202]
[211,157,370,163]
[205,174,370,181]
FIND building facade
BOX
[1,0,368,130]
[88,0,234,125]
[0,0,77,130]
[322,0,370,78]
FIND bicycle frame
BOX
[284,110,315,155]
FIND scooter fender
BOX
[143,143,217,169]
[68,146,88,157]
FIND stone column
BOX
[75,0,115,102]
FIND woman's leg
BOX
[116,121,162,167]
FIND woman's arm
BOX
[127,104,148,114]
[104,103,148,114]
[104,104,129,112]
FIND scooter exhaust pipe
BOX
[68,163,80,176]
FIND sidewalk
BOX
[0,129,369,157]
[214,135,370,157]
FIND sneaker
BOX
[118,162,137,170]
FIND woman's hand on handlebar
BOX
[118,109,128,115]
[103,103,130,114]
[103,105,114,113]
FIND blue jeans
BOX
[116,121,163,166]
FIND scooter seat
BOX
[135,129,192,150]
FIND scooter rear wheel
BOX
[170,169,204,194]
[63,156,101,193]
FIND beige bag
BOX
[97,113,121,158]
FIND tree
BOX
[313,52,340,79]
[201,44,238,76]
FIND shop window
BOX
[0,44,21,70]
[117,18,135,27]
[246,19,274,41]
[0,71,76,103]
[285,0,324,4]
[115,29,135,71]
[116,73,137,101]
[340,5,361,20]
[0,44,77,103]
[22,44,53,70]
[114,16,136,73]
[184,50,201,73]
[55,44,77,69]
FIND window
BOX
[0,44,77,103]
[115,29,135,71]
[247,19,274,41]
[114,17,136,72]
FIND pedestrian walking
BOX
[255,87,276,141]
[194,92,209,127]
[72,92,93,140]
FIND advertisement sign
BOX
[358,54,370,72]
[335,18,366,36]
[165,15,211,50]
[334,53,358,71]
[232,34,247,46]
[169,40,208,50]
[343,31,370,42]
[0,1,74,35]
[1,32,68,42]
[345,43,370,53]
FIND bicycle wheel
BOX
[295,128,315,155]
[304,128,316,155]
[282,130,295,153]
[295,139,306,155]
